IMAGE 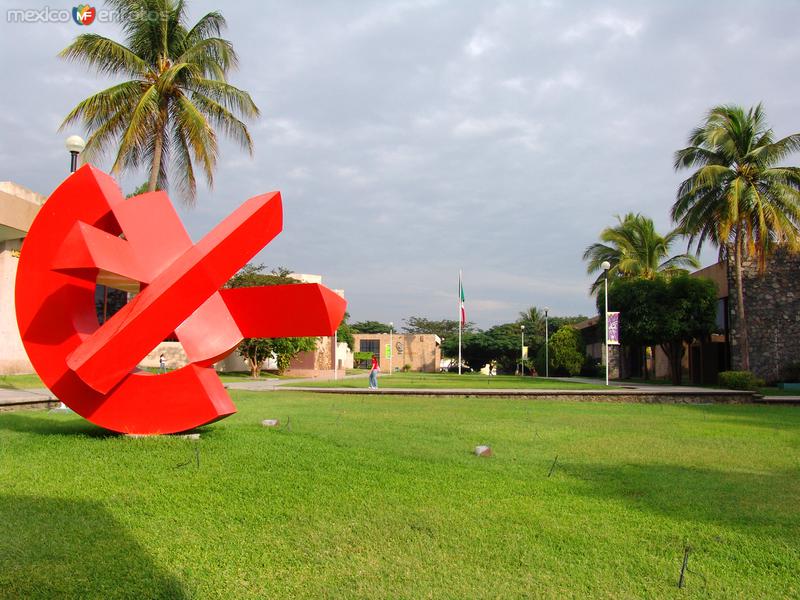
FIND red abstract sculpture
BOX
[16,165,346,434]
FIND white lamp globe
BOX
[65,135,86,154]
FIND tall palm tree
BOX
[672,104,800,371]
[517,306,546,336]
[59,0,259,203]
[583,213,700,293]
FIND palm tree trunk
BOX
[148,108,168,192]
[734,233,750,371]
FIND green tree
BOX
[486,323,525,373]
[459,332,493,372]
[535,326,584,377]
[60,0,260,203]
[672,103,800,371]
[126,181,159,198]
[583,213,700,294]
[351,321,393,334]
[456,324,525,373]
[604,275,718,384]
[336,312,355,351]
[548,315,589,335]
[225,264,317,376]
[401,316,477,338]
[517,306,546,338]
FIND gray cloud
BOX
[1,0,798,327]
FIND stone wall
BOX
[728,248,800,382]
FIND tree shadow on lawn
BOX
[561,462,800,542]
[0,495,188,598]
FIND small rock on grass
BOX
[474,445,492,457]
[262,419,280,428]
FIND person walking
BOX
[369,353,380,390]
[159,353,167,374]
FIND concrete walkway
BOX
[225,372,369,392]
[0,387,57,410]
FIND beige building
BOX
[353,333,441,373]
[0,182,46,374]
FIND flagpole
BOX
[458,270,462,375]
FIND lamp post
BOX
[520,324,525,376]
[543,307,549,378]
[601,260,611,386]
[53,136,86,413]
[66,135,86,173]
[389,322,393,376]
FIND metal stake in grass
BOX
[678,545,690,588]
[175,444,201,470]
[547,455,559,477]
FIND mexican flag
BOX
[459,271,466,326]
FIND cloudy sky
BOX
[1,0,799,328]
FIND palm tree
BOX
[672,104,800,371]
[517,306,546,337]
[59,0,260,203]
[583,213,700,293]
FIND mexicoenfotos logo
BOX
[6,4,160,24]
[72,4,96,25]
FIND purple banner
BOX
[607,312,620,345]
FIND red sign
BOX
[16,165,345,434]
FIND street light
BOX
[601,260,611,386]
[543,307,549,378]
[520,324,525,376]
[53,135,86,414]
[65,135,86,173]
[389,321,393,376]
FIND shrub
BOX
[718,370,765,391]
[535,326,584,377]
[402,364,412,372]
[580,355,601,378]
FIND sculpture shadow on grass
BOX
[561,461,800,541]
[0,412,115,438]
[0,495,188,598]
[0,411,221,439]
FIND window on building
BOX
[95,285,128,325]
[716,297,728,334]
[359,339,380,356]
[358,339,380,368]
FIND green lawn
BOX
[0,392,797,598]
[288,371,608,389]
[758,386,800,397]
[0,373,44,389]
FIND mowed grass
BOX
[0,392,798,598]
[0,373,44,389]
[289,371,608,389]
